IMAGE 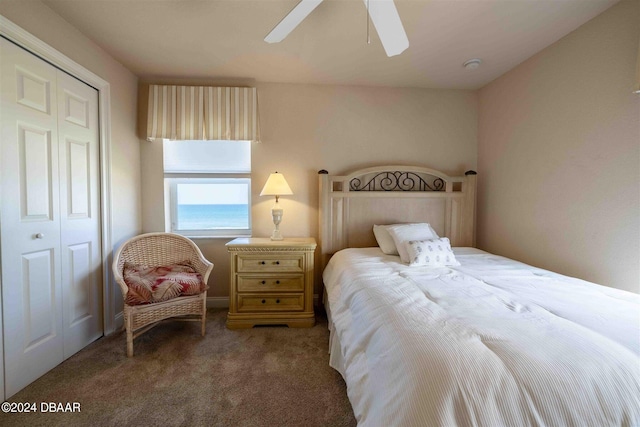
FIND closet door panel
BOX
[67,139,90,217]
[57,71,103,358]
[16,65,52,114]
[0,38,64,399]
[21,250,58,349]
[19,124,55,220]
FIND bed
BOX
[318,165,640,427]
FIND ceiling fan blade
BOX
[364,0,409,57]
[265,0,324,43]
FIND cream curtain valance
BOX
[147,85,260,141]
[204,87,259,141]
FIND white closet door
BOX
[0,38,104,399]
[57,72,103,357]
[0,37,65,398]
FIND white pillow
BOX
[373,225,400,255]
[386,223,439,263]
[405,237,460,267]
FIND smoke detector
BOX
[463,59,482,70]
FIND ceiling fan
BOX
[264,0,409,57]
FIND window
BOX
[164,140,251,237]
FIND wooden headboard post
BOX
[318,166,477,268]
[318,169,332,275]
[462,170,477,247]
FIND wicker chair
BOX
[112,232,214,357]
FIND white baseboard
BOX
[107,295,322,337]
[113,311,123,333]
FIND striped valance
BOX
[147,85,260,141]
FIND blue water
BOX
[178,204,249,230]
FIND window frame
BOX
[166,175,252,238]
[162,139,252,238]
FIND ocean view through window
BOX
[164,140,251,237]
[174,180,250,231]
[178,204,248,230]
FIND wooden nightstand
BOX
[225,237,317,329]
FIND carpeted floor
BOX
[0,309,356,427]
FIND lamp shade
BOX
[260,172,293,196]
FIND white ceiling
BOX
[43,0,619,89]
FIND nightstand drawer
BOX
[237,254,303,273]
[237,294,304,312]
[237,275,304,292]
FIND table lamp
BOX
[260,172,293,240]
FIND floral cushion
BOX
[123,261,206,306]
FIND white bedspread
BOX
[323,247,640,427]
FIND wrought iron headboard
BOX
[349,170,446,192]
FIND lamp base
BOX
[270,229,284,241]
[270,205,284,241]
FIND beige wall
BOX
[3,0,631,310]
[0,1,142,312]
[478,0,640,293]
[139,82,478,298]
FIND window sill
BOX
[186,235,249,240]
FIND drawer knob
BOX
[276,280,280,284]
[276,299,280,304]
[261,299,266,304]
[261,280,266,285]
[260,261,266,265]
